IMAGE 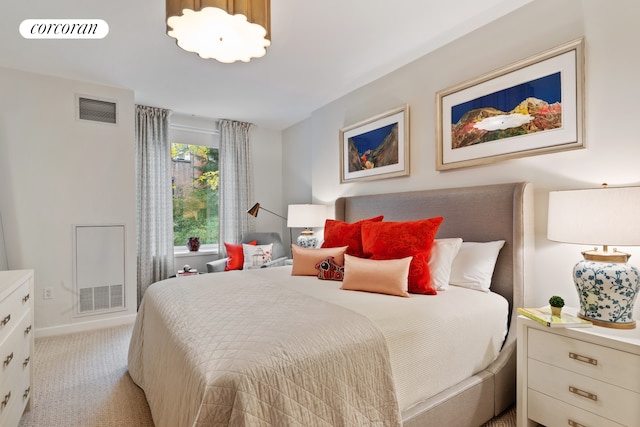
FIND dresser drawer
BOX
[528,389,624,427]
[16,357,31,415]
[0,311,31,391]
[0,359,21,427]
[0,271,33,427]
[0,278,31,348]
[0,366,30,427]
[528,328,640,393]
[528,358,640,426]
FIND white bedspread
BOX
[253,266,509,412]
[128,266,508,426]
[128,269,402,427]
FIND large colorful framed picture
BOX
[340,105,409,183]
[436,38,584,171]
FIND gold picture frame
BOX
[436,38,585,171]
[340,105,409,183]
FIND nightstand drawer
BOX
[529,389,624,427]
[528,328,640,393]
[528,358,640,426]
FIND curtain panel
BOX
[218,119,255,255]
[135,105,174,305]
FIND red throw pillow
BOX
[321,215,384,257]
[361,217,443,294]
[224,240,257,271]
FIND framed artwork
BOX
[436,38,585,171]
[340,105,409,183]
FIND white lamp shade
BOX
[287,204,326,228]
[547,186,640,247]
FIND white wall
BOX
[0,68,138,334]
[282,119,315,248]
[0,70,284,334]
[283,0,640,318]
[250,126,285,240]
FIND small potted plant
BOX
[549,295,565,317]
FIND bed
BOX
[128,181,533,427]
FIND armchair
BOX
[206,232,288,273]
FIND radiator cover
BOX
[73,225,126,316]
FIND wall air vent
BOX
[77,96,117,124]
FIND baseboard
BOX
[35,313,137,338]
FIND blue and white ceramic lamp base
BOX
[573,259,640,329]
[296,234,318,249]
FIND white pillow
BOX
[242,243,273,270]
[428,238,463,291]
[449,240,505,292]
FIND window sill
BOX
[174,245,218,258]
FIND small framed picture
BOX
[340,105,409,183]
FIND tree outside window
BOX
[171,143,219,248]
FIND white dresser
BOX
[0,270,34,427]
[517,309,640,427]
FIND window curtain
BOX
[135,105,174,305]
[218,119,255,255]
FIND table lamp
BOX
[547,185,640,328]
[287,204,326,248]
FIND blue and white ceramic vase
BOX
[573,259,640,328]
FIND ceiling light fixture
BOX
[166,0,271,63]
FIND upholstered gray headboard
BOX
[334,181,533,425]
[334,182,533,324]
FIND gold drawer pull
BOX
[0,314,10,327]
[1,391,10,408]
[3,352,13,367]
[568,420,587,427]
[23,356,30,368]
[570,352,598,366]
[22,293,30,303]
[23,386,30,400]
[24,325,32,336]
[570,386,598,401]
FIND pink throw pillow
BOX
[291,245,348,276]
[341,254,412,297]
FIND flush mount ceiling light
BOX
[166,0,271,63]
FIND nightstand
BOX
[517,308,640,427]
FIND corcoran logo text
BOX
[19,19,109,39]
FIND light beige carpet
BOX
[18,324,516,426]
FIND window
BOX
[171,143,219,250]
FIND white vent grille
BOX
[78,97,117,124]
[78,285,124,313]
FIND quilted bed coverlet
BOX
[128,272,402,427]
